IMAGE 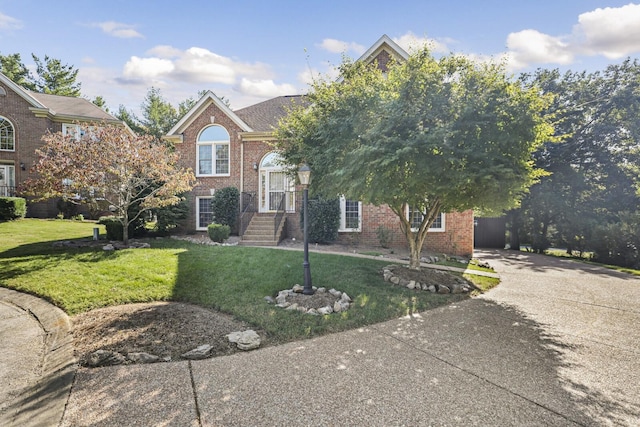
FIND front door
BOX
[259,153,295,213]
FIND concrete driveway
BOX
[59,249,640,426]
[473,249,640,425]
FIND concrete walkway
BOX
[56,249,640,426]
[0,288,75,427]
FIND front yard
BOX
[0,219,497,350]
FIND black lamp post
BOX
[298,164,314,295]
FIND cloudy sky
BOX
[1,0,639,115]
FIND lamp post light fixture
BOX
[297,164,314,295]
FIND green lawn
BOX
[1,219,484,344]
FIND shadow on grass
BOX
[0,239,125,284]
[171,241,469,345]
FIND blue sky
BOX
[1,0,639,115]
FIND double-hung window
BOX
[196,196,214,230]
[407,206,445,232]
[339,196,362,232]
[0,116,15,151]
[197,125,230,176]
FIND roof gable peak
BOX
[166,91,252,138]
[357,34,409,65]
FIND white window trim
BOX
[339,196,362,232]
[196,126,230,177]
[407,206,446,233]
[196,196,214,231]
[62,123,85,140]
[0,116,15,152]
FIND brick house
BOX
[0,71,121,217]
[166,35,474,256]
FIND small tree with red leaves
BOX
[22,123,195,244]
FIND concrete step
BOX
[238,239,279,246]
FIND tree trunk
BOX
[122,210,129,246]
[409,242,422,269]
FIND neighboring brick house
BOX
[166,35,474,256]
[0,71,121,217]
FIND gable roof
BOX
[235,95,309,132]
[165,91,252,143]
[0,71,119,123]
[357,34,409,64]
[27,91,118,122]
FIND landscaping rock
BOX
[317,306,333,315]
[437,285,451,294]
[88,350,126,367]
[228,330,261,351]
[329,288,342,297]
[181,344,213,360]
[127,352,159,364]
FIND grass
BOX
[523,246,640,277]
[1,219,484,344]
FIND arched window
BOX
[0,116,15,151]
[196,125,230,176]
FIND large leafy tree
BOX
[32,54,81,96]
[140,87,179,140]
[276,48,555,269]
[22,123,195,244]
[115,87,188,141]
[0,52,81,96]
[517,60,640,256]
[0,53,36,90]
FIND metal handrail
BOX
[239,192,256,237]
[273,192,286,242]
[0,186,16,197]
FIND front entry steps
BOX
[240,214,285,246]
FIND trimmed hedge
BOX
[211,187,239,232]
[300,197,340,244]
[0,197,27,221]
[207,223,230,243]
[98,216,124,241]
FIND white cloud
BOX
[236,78,297,98]
[575,3,640,59]
[122,56,175,81]
[317,38,366,55]
[393,32,450,54]
[505,3,640,70]
[120,45,275,87]
[93,21,143,39]
[506,29,574,68]
[0,12,22,31]
[146,45,183,58]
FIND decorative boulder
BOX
[228,330,261,351]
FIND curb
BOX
[0,288,76,427]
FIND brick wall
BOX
[0,81,63,217]
[335,204,474,257]
[174,102,277,230]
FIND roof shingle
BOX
[235,95,309,132]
